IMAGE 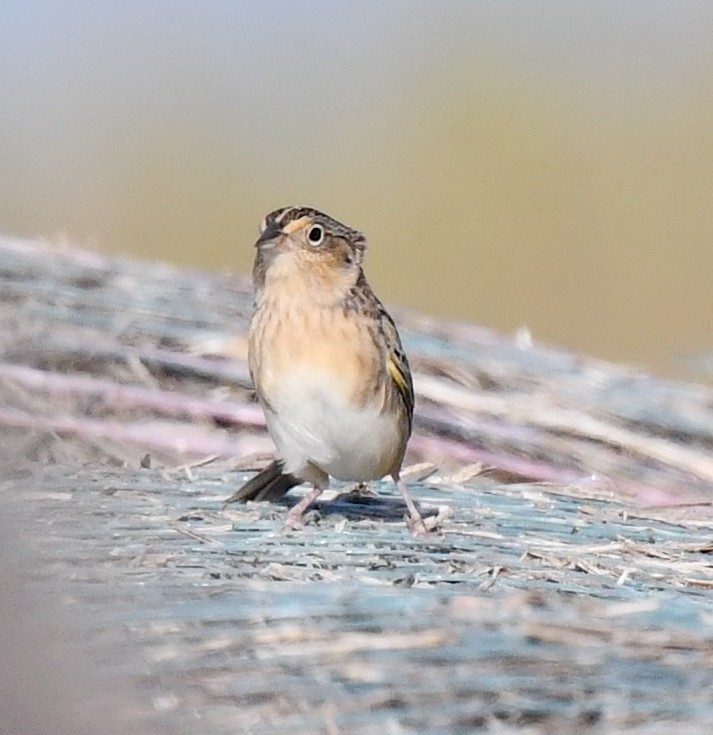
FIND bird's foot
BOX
[283,509,306,530]
[283,486,324,531]
[407,512,429,537]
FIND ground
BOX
[2,236,713,734]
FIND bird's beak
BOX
[255,223,284,249]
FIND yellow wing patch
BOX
[388,353,414,430]
[377,301,414,429]
[388,355,409,399]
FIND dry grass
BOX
[2,236,713,733]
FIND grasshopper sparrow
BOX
[225,207,427,535]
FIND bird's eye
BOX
[307,225,324,246]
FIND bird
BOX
[224,206,428,535]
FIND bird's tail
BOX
[224,460,301,504]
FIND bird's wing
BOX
[379,307,414,431]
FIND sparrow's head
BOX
[252,207,367,297]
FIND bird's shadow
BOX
[276,485,424,524]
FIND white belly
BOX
[264,368,401,483]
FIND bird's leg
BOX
[284,485,324,530]
[394,474,428,536]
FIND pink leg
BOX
[284,485,324,530]
[394,474,428,536]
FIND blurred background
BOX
[1,1,711,379]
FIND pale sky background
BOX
[2,1,712,378]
